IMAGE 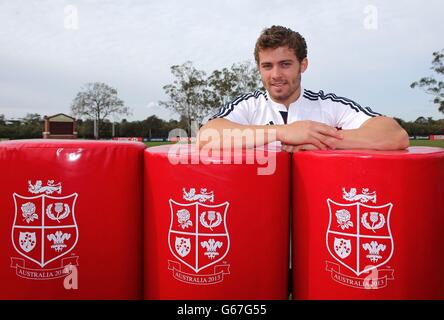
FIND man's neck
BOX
[272,86,302,109]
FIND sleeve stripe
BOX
[209,90,266,120]
[303,93,319,101]
[303,89,382,117]
[303,89,320,99]
[365,106,382,117]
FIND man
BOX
[198,25,409,151]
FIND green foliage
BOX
[71,82,131,138]
[0,113,43,139]
[1,112,443,140]
[207,61,264,107]
[73,115,186,139]
[411,49,444,114]
[159,61,212,134]
[160,61,263,132]
[400,117,444,136]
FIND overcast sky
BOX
[0,0,443,122]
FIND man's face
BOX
[258,46,308,107]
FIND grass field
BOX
[144,141,175,147]
[408,140,444,148]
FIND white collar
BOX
[266,86,304,112]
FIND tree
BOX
[71,82,130,139]
[414,116,428,124]
[207,61,263,107]
[0,114,6,138]
[160,61,212,135]
[14,113,44,139]
[160,61,263,134]
[21,113,42,124]
[141,115,168,139]
[411,49,444,114]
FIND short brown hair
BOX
[254,25,307,64]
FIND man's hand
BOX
[277,120,343,150]
[282,117,410,151]
[198,116,408,151]
[198,118,343,151]
[281,143,320,152]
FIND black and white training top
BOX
[209,88,382,130]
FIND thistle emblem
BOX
[361,211,385,233]
[46,202,70,223]
[200,211,222,231]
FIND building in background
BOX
[43,113,77,139]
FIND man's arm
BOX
[329,116,409,150]
[286,116,409,151]
[199,116,409,151]
[197,118,342,150]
